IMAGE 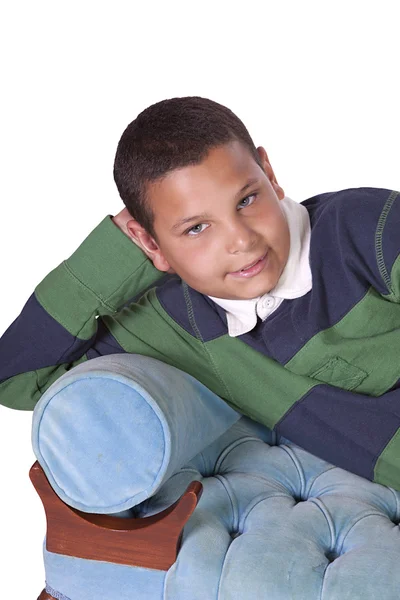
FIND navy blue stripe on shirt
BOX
[86,318,126,359]
[275,383,400,481]
[157,278,228,341]
[0,293,96,383]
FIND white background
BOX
[0,1,399,596]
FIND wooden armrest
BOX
[29,461,202,571]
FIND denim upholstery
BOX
[32,354,400,600]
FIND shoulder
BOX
[303,186,397,244]
[119,271,227,341]
[303,187,399,295]
[302,186,396,228]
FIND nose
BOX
[225,218,258,255]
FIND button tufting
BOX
[230,531,241,540]
[325,551,338,563]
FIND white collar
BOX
[207,196,312,336]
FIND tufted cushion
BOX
[41,416,400,599]
[34,354,400,599]
[31,354,240,514]
[142,417,400,599]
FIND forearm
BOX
[0,215,163,410]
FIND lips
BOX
[233,252,267,273]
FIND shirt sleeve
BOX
[0,215,165,410]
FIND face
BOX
[143,140,290,300]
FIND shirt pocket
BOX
[310,356,369,391]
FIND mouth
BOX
[233,252,268,273]
[229,251,269,278]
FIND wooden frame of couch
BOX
[30,461,203,600]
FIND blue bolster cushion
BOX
[31,354,240,514]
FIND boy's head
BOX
[113,96,290,300]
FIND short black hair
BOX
[113,96,263,241]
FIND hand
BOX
[112,207,138,241]
[112,207,153,258]
[112,208,175,274]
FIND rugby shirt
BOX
[1,186,400,490]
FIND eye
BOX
[184,193,258,236]
[186,223,209,236]
[238,193,257,209]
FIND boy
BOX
[1,96,400,490]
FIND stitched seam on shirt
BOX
[310,356,368,390]
[375,190,399,294]
[157,285,227,341]
[36,262,113,337]
[63,260,118,311]
[67,253,155,311]
[182,282,233,402]
[156,285,203,338]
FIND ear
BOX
[126,219,175,273]
[256,146,285,200]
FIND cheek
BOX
[166,242,208,273]
[182,241,221,275]
[266,213,289,245]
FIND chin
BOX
[245,281,275,298]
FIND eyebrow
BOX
[171,177,260,231]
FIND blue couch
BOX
[31,354,400,599]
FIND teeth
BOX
[241,259,259,272]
